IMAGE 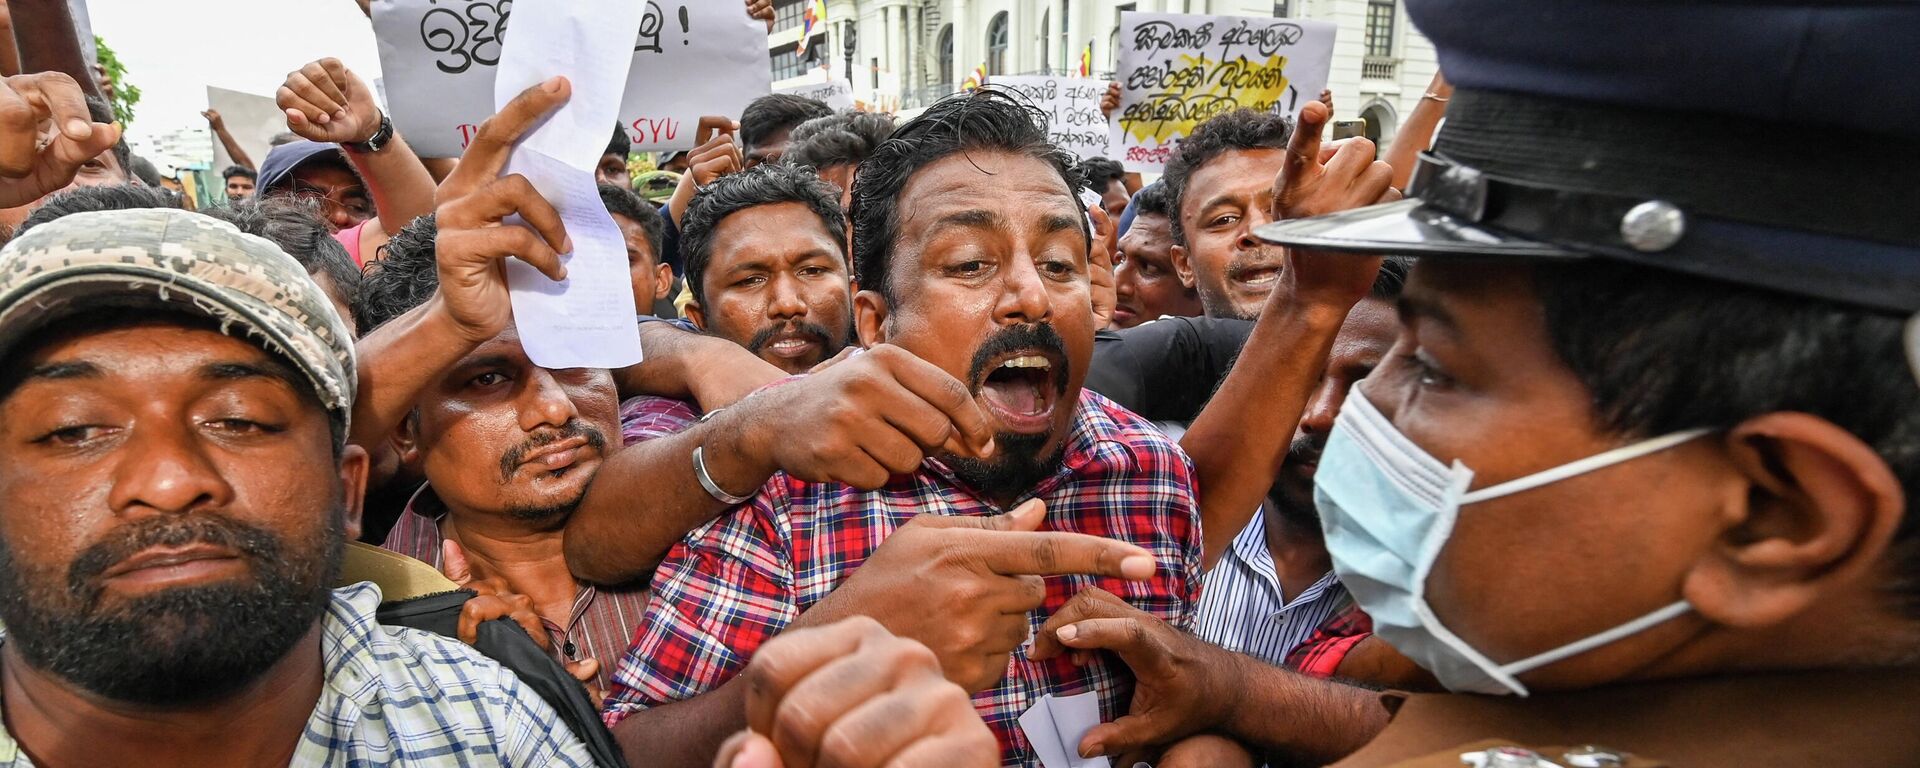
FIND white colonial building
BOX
[767,0,1439,145]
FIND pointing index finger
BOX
[457,77,571,180]
[971,530,1157,580]
[1279,100,1332,208]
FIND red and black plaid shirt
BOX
[603,390,1202,767]
[1285,601,1375,678]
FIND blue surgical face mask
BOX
[1313,384,1709,696]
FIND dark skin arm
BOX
[201,109,255,170]
[0,2,23,78]
[1180,100,1397,567]
[1036,588,1387,764]
[614,677,748,767]
[1384,72,1451,190]
[279,57,438,256]
[11,0,101,102]
[612,320,785,408]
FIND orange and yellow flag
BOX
[1078,40,1094,77]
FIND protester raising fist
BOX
[277,56,385,146]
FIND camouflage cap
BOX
[0,208,356,429]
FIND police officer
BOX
[1028,1,1920,766]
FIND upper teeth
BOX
[1001,355,1050,369]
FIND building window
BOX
[986,12,1009,75]
[773,0,808,34]
[1273,1,1290,17]
[770,47,809,81]
[937,24,953,87]
[1365,0,1396,57]
[1040,11,1049,74]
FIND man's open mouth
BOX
[1228,260,1284,290]
[976,348,1066,435]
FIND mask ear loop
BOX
[1459,429,1713,505]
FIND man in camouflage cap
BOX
[0,208,596,766]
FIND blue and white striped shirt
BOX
[0,582,596,767]
[1193,508,1349,667]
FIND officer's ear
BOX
[1683,412,1903,629]
[390,410,425,471]
[1170,242,1196,289]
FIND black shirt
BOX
[1085,315,1256,422]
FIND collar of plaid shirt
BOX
[0,582,596,766]
[605,388,1204,767]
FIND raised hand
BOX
[200,108,225,130]
[0,72,119,208]
[745,0,774,32]
[1088,204,1118,330]
[1032,587,1244,758]
[431,77,574,344]
[730,344,995,489]
[1271,99,1395,308]
[687,117,743,188]
[712,616,998,768]
[277,57,384,146]
[803,499,1158,693]
[1099,81,1121,120]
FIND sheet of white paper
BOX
[500,150,643,368]
[492,0,644,369]
[206,86,283,176]
[1114,12,1337,172]
[492,0,645,172]
[992,76,1114,163]
[1048,692,1112,768]
[620,2,773,150]
[1019,696,1073,768]
[371,0,508,158]
[778,78,857,111]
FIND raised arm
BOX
[277,57,437,255]
[201,109,255,170]
[613,320,786,409]
[1384,71,1450,190]
[565,345,995,585]
[1179,101,1394,567]
[350,79,574,451]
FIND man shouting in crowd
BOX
[566,91,1202,766]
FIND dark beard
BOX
[497,419,609,483]
[946,432,1066,505]
[948,323,1073,504]
[1270,434,1325,530]
[0,511,342,706]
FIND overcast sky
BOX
[91,0,386,146]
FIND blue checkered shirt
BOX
[0,582,596,766]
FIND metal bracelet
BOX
[692,444,753,506]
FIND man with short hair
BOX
[680,163,853,374]
[601,183,673,318]
[739,93,833,167]
[1078,156,1129,222]
[598,125,632,188]
[0,208,596,766]
[1110,182,1201,328]
[782,110,897,210]
[1160,109,1300,320]
[223,165,257,200]
[575,91,1201,766]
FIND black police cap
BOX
[1254,0,1920,314]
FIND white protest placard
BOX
[493,0,645,369]
[371,0,773,157]
[991,75,1113,162]
[778,78,856,111]
[206,86,282,172]
[371,0,506,158]
[1114,12,1336,172]
[620,1,772,150]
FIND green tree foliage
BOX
[94,35,141,125]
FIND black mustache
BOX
[746,321,833,353]
[67,515,282,604]
[967,323,1070,395]
[499,419,608,481]
[1287,434,1325,466]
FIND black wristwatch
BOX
[345,112,394,154]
